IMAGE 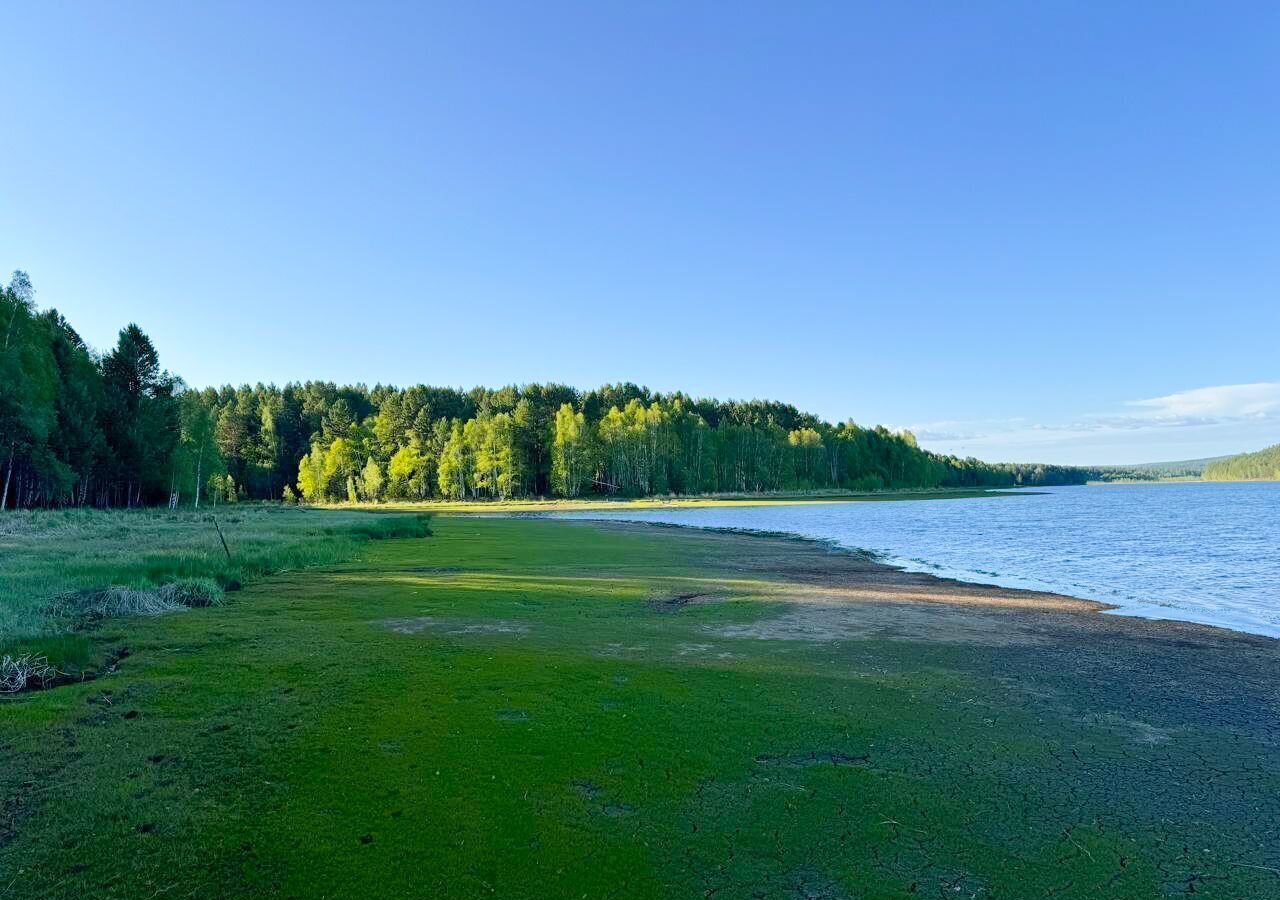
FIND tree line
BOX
[1202,444,1280,482]
[1,272,1090,510]
[2,272,220,510]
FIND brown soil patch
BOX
[712,592,1047,646]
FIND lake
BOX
[554,482,1280,638]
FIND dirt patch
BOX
[496,709,530,722]
[712,594,1046,647]
[378,617,529,636]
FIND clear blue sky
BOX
[4,2,1278,465]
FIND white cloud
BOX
[1127,382,1280,420]
[909,382,1280,465]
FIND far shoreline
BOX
[355,485,1042,515]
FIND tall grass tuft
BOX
[47,578,225,621]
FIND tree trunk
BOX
[1,445,13,511]
[194,447,203,510]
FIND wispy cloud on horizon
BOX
[906,382,1280,465]
[1125,382,1280,420]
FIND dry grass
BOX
[47,578,225,621]
[0,653,61,693]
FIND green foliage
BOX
[468,412,520,499]
[551,403,592,497]
[436,420,470,500]
[1,272,227,510]
[386,443,430,500]
[174,391,223,507]
[1,272,60,508]
[297,446,327,503]
[358,456,384,502]
[1202,443,1280,481]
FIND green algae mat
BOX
[3,516,1277,898]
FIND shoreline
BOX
[364,485,1037,514]
[553,515,1280,644]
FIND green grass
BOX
[0,506,430,667]
[1,516,1276,898]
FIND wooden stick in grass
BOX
[211,516,232,562]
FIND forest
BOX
[1,272,1091,510]
[1201,443,1280,481]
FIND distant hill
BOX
[1089,456,1228,482]
[1202,444,1280,482]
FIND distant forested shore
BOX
[1202,444,1280,482]
[5,272,1100,510]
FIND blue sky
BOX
[3,2,1278,465]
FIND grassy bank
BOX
[2,515,1276,898]
[0,507,430,675]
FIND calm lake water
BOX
[554,482,1280,639]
